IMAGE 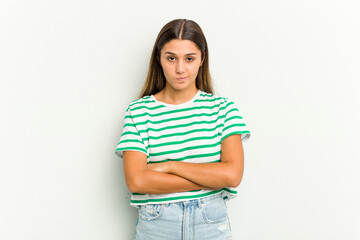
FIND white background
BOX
[1,0,359,239]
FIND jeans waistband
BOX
[163,192,223,208]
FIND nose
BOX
[176,60,185,74]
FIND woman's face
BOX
[160,39,203,92]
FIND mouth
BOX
[177,77,187,81]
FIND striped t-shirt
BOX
[115,90,250,207]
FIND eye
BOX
[187,57,195,62]
[167,56,175,61]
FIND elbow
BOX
[126,177,142,193]
[125,168,152,193]
[126,181,137,193]
[225,161,244,188]
[226,172,243,188]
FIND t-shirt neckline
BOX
[151,89,201,108]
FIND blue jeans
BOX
[134,193,232,240]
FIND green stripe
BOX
[137,120,223,133]
[130,188,236,204]
[129,99,155,107]
[115,147,147,154]
[194,97,225,102]
[223,188,237,194]
[224,115,243,123]
[131,189,222,204]
[223,123,246,132]
[127,102,234,119]
[221,131,250,141]
[200,93,214,97]
[129,112,225,126]
[224,108,239,118]
[148,159,221,164]
[132,114,242,134]
[149,142,220,157]
[148,151,221,163]
[123,124,245,143]
[121,131,141,137]
[123,122,136,128]
[126,111,222,120]
[207,159,221,163]
[119,139,143,144]
[131,105,166,111]
[141,124,225,140]
[149,134,221,148]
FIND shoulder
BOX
[197,90,234,107]
[125,95,156,112]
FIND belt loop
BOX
[197,198,202,209]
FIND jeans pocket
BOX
[138,204,164,221]
[201,197,228,223]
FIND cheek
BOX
[190,65,201,75]
[160,64,171,75]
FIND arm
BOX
[123,151,218,194]
[148,134,244,188]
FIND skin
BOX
[154,39,204,105]
[123,39,245,194]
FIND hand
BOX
[147,162,171,173]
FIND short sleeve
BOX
[221,100,251,142]
[114,108,148,158]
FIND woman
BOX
[115,19,250,240]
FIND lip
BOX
[177,77,187,80]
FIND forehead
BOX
[161,39,201,55]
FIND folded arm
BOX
[122,151,218,194]
[148,134,245,188]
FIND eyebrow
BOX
[164,52,198,55]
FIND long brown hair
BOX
[139,19,213,98]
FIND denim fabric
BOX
[134,193,232,240]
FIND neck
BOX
[155,86,199,105]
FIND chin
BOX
[172,82,196,90]
[173,85,192,91]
